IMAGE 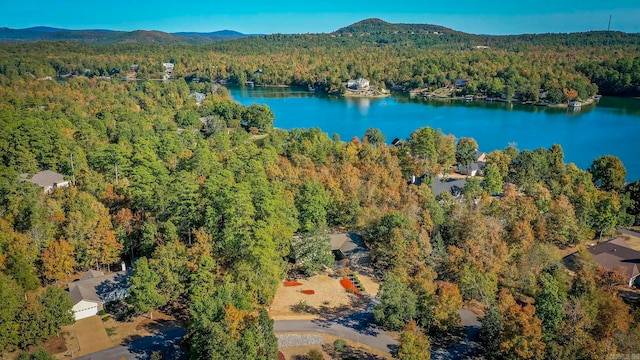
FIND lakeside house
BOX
[67,265,130,320]
[21,170,70,194]
[459,150,487,176]
[347,78,370,90]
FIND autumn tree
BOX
[396,321,431,360]
[494,289,545,360]
[41,238,75,283]
[433,282,462,333]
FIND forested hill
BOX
[0,27,249,45]
[334,18,459,35]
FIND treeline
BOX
[2,26,639,103]
[1,69,640,358]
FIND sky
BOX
[2,1,640,35]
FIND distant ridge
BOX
[0,26,249,44]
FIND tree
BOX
[41,238,75,283]
[243,104,274,132]
[127,257,166,319]
[150,240,189,303]
[534,273,566,338]
[374,272,417,331]
[483,163,503,195]
[433,282,462,333]
[0,274,23,351]
[38,286,74,336]
[290,230,334,275]
[544,195,580,246]
[295,180,329,232]
[455,137,478,167]
[588,155,626,191]
[15,348,55,360]
[496,289,545,360]
[396,321,431,360]
[363,128,386,146]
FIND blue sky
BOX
[2,1,639,35]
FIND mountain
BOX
[334,18,461,35]
[173,30,248,39]
[0,27,248,44]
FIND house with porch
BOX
[67,266,130,320]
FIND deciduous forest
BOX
[1,19,640,359]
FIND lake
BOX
[229,86,640,181]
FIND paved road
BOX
[74,328,185,360]
[619,227,640,238]
[432,309,481,360]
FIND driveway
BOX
[68,316,112,357]
[275,299,398,353]
[432,309,481,360]
[74,328,185,360]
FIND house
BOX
[189,92,206,105]
[67,266,130,320]
[390,137,403,147]
[21,170,70,194]
[460,162,485,177]
[585,237,640,287]
[475,150,487,163]
[455,79,469,88]
[347,78,370,90]
[568,101,582,108]
[330,233,370,267]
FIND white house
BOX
[347,78,370,90]
[68,266,130,320]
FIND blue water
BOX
[230,87,640,181]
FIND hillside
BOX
[0,27,248,45]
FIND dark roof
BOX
[68,270,130,305]
[24,170,66,187]
[588,237,640,280]
[431,178,467,196]
[391,138,403,146]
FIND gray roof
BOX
[24,170,65,187]
[68,270,130,305]
[588,237,640,280]
[330,233,370,265]
[432,178,467,196]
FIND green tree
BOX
[127,257,166,319]
[588,155,626,191]
[374,272,417,331]
[150,240,189,303]
[290,230,334,275]
[38,286,74,337]
[243,104,274,132]
[534,273,566,339]
[455,137,478,167]
[295,180,329,232]
[483,163,503,195]
[0,274,22,351]
[363,128,386,146]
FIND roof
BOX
[68,270,130,305]
[431,178,467,196]
[24,170,65,188]
[80,269,105,280]
[588,237,640,280]
[330,233,367,255]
